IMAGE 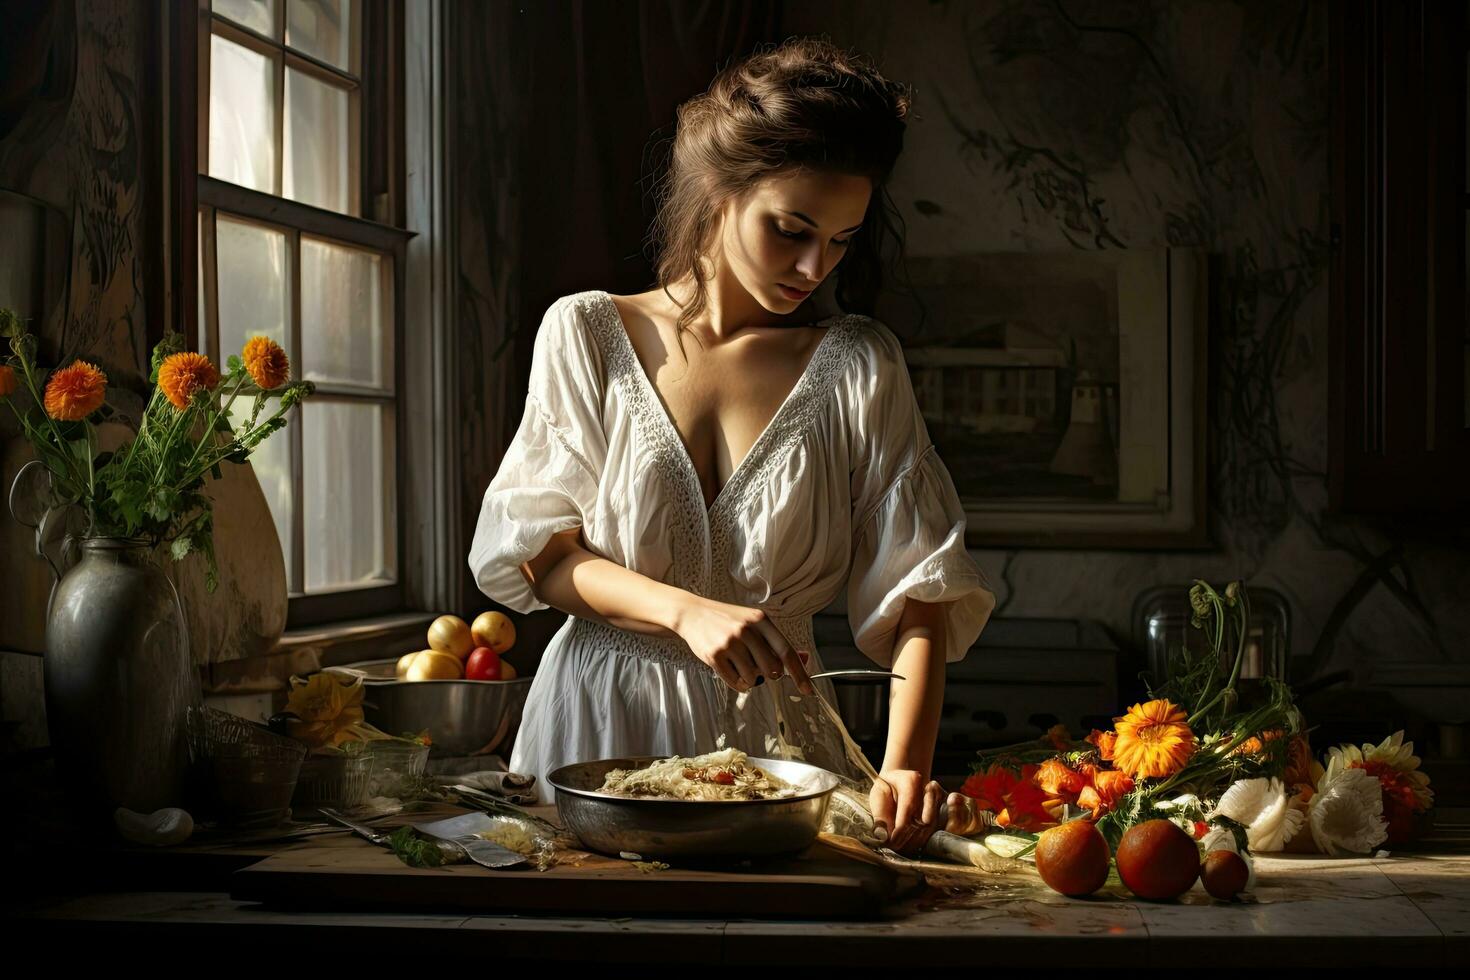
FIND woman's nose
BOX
[795,243,835,283]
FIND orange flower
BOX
[158,352,220,409]
[242,335,289,389]
[0,364,16,397]
[1287,734,1323,799]
[1034,758,1086,800]
[1228,727,1286,758]
[960,763,1056,832]
[43,360,107,420]
[1042,723,1073,750]
[1111,699,1196,779]
[1086,728,1117,762]
[1076,767,1135,820]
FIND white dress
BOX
[468,290,996,802]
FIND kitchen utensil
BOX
[326,659,532,757]
[410,811,530,868]
[548,755,841,860]
[807,669,906,681]
[317,806,467,865]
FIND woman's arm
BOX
[868,596,961,853]
[882,597,948,776]
[518,527,685,638]
[517,528,816,693]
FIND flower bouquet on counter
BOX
[0,306,313,591]
[957,580,1434,902]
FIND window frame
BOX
[188,0,417,628]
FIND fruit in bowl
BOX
[400,649,463,681]
[472,611,516,654]
[399,612,520,682]
[427,615,475,659]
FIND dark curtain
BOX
[513,0,784,381]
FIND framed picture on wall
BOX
[873,248,1208,549]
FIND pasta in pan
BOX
[597,747,801,801]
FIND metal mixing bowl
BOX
[548,755,840,860]
[328,659,532,758]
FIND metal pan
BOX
[547,755,841,860]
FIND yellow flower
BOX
[0,364,16,397]
[43,359,107,420]
[1111,699,1196,779]
[242,335,290,389]
[158,351,221,409]
[285,673,367,750]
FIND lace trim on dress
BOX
[577,291,713,595]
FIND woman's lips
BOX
[777,283,813,300]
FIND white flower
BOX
[1324,730,1433,811]
[1208,777,1304,852]
[1309,766,1388,855]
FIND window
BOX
[197,0,409,625]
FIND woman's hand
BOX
[870,770,945,854]
[870,773,988,854]
[671,596,815,695]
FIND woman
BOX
[469,37,996,855]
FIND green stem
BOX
[180,372,246,479]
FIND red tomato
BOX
[465,646,501,681]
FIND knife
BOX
[318,807,468,865]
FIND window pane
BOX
[302,399,396,590]
[209,34,278,194]
[287,0,353,71]
[215,216,288,368]
[226,396,295,585]
[214,0,275,37]
[284,69,352,214]
[300,237,390,387]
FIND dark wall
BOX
[780,0,1469,698]
[458,0,1470,718]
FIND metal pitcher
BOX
[9,460,200,817]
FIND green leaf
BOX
[226,354,243,375]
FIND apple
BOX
[465,646,502,681]
[471,611,516,654]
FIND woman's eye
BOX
[775,223,853,247]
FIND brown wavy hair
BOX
[645,36,913,337]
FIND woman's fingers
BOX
[920,780,941,828]
[741,623,786,681]
[749,619,816,695]
[889,779,948,854]
[869,777,896,842]
[710,653,745,691]
[724,643,763,689]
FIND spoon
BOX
[807,669,906,681]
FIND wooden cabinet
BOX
[1329,1,1470,514]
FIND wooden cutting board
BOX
[230,828,922,919]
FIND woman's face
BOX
[715,169,873,313]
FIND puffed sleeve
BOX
[468,296,607,613]
[845,322,997,668]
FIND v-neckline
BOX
[598,290,841,519]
